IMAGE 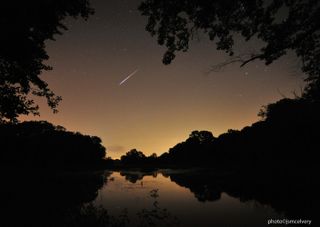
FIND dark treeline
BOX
[0,121,107,170]
[117,95,319,172]
[118,149,158,171]
[162,98,319,170]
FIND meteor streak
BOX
[119,69,138,85]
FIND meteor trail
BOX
[119,69,138,85]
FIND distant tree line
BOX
[118,96,319,171]
[0,121,107,170]
[118,149,158,170]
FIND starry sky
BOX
[22,0,305,159]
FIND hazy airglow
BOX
[21,0,304,159]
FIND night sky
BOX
[22,0,304,158]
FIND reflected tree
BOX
[137,189,180,227]
[1,171,109,227]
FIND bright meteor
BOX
[119,69,138,85]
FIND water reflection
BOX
[1,169,314,226]
[96,170,296,227]
[115,169,315,220]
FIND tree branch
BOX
[208,53,264,73]
[239,54,264,67]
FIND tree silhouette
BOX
[159,130,216,165]
[0,121,106,170]
[0,0,93,122]
[139,0,320,93]
[189,130,215,144]
[120,149,147,165]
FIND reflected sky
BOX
[94,171,284,227]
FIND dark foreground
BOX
[1,167,316,227]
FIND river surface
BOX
[94,171,284,227]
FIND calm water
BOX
[2,169,313,226]
[94,171,284,227]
